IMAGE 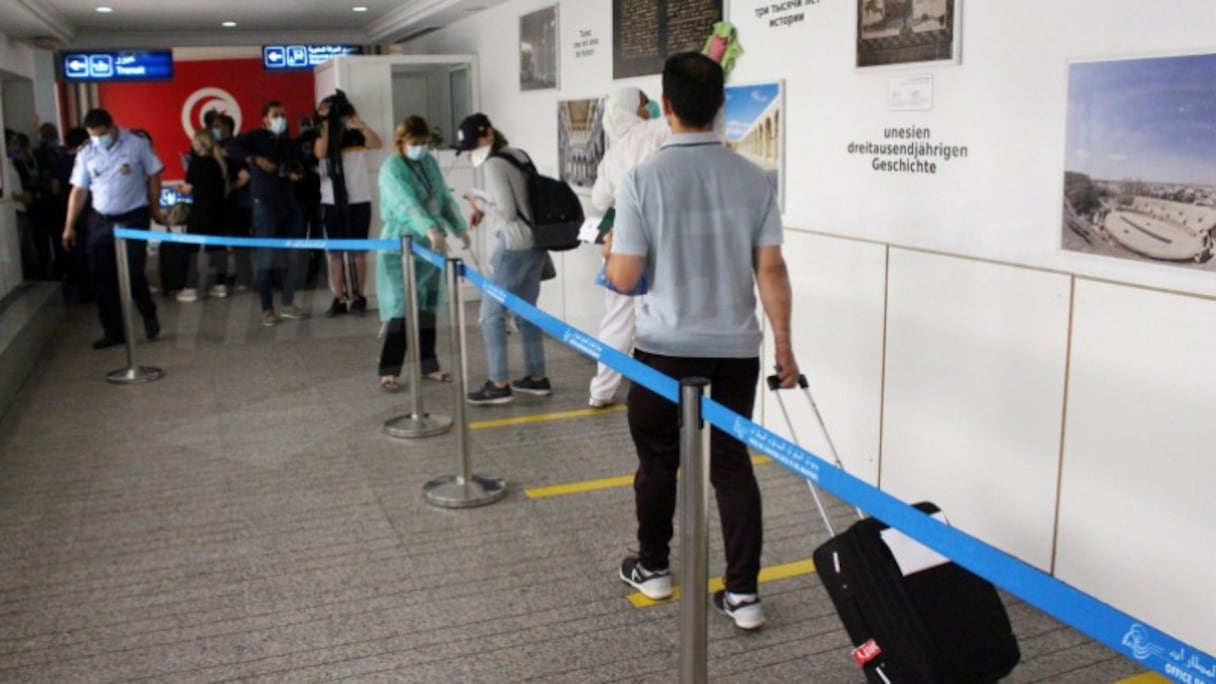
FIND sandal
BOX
[380,376,400,393]
[425,371,452,383]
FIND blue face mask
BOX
[268,117,287,135]
[211,128,225,141]
[646,100,662,120]
[405,145,427,161]
[91,132,114,149]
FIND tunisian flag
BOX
[98,58,316,180]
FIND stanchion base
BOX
[105,366,165,385]
[423,474,507,509]
[383,413,453,439]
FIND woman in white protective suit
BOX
[587,86,670,408]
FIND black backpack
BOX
[492,151,584,251]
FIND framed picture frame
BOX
[521,5,560,91]
[857,0,961,69]
[723,80,785,211]
[1060,51,1216,272]
[558,97,607,191]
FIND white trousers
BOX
[589,288,637,402]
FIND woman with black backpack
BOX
[455,113,552,406]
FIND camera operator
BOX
[228,100,310,325]
[314,91,382,316]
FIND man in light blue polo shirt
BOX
[606,52,800,631]
[62,108,165,349]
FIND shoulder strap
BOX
[489,150,537,227]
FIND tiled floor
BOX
[0,286,1153,682]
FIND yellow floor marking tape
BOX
[1113,674,1170,684]
[469,404,626,430]
[626,558,816,608]
[525,455,773,500]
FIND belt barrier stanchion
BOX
[678,378,711,684]
[384,236,452,438]
[106,234,164,385]
[424,257,507,508]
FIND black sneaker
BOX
[712,590,766,630]
[349,296,367,315]
[511,376,552,396]
[143,314,160,340]
[91,336,124,350]
[619,556,672,600]
[326,298,348,317]
[467,381,513,406]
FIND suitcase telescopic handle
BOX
[766,373,866,527]
[766,373,809,391]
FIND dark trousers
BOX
[627,351,762,594]
[378,313,439,377]
[88,208,156,340]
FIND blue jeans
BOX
[480,235,547,383]
[252,200,303,312]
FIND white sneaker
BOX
[279,305,309,320]
[713,590,765,630]
[619,556,672,600]
[261,310,279,327]
[208,284,229,298]
[176,288,199,302]
[589,396,614,408]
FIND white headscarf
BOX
[602,87,645,146]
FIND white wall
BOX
[403,0,1216,653]
[0,33,36,301]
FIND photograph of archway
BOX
[1062,52,1216,272]
[724,80,784,211]
[558,97,606,190]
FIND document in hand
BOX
[595,267,648,296]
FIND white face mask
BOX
[405,145,427,161]
[268,116,287,135]
[470,145,492,168]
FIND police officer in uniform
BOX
[61,108,164,349]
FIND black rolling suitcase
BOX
[768,375,1020,683]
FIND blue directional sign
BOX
[263,46,286,68]
[61,50,173,82]
[262,44,363,70]
[285,46,309,68]
[64,55,89,79]
[89,54,113,78]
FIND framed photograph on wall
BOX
[1061,52,1216,272]
[558,97,607,191]
[724,80,785,211]
[857,0,961,68]
[521,5,559,91]
[613,0,723,79]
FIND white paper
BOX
[888,74,934,112]
[463,187,495,205]
[578,217,603,243]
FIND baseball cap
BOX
[455,113,492,154]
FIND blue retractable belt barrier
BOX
[114,227,396,252]
[112,226,1213,683]
[409,240,448,270]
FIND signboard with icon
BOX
[61,50,173,82]
[262,44,363,70]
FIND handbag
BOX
[541,253,557,281]
[163,202,190,227]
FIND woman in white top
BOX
[587,87,669,407]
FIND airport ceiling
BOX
[0,0,504,49]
